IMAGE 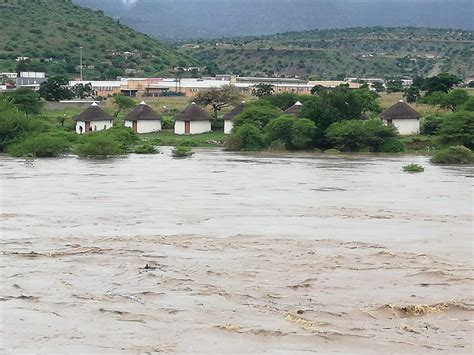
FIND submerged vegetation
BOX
[172,146,194,158]
[431,146,474,165]
[402,163,425,173]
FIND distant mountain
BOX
[73,0,473,40]
[0,0,194,79]
[180,27,474,79]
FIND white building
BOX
[74,102,114,134]
[174,102,212,135]
[223,101,246,134]
[124,101,162,133]
[380,100,421,135]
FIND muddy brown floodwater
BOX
[0,149,473,354]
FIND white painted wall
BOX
[124,120,162,133]
[383,118,420,135]
[174,120,212,135]
[76,120,113,134]
[224,120,234,134]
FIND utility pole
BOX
[79,46,83,81]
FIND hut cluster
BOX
[75,99,420,136]
[74,101,213,135]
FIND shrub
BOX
[172,145,194,158]
[103,125,140,149]
[325,119,397,152]
[134,142,158,154]
[75,135,124,158]
[8,132,71,157]
[234,123,265,151]
[324,149,341,154]
[421,115,444,135]
[233,104,280,130]
[291,119,316,149]
[161,116,174,129]
[0,101,45,152]
[265,117,294,148]
[380,138,405,153]
[224,134,243,151]
[431,146,474,164]
[402,163,424,173]
[436,111,474,149]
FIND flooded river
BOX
[1,149,473,354]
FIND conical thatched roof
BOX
[380,100,420,120]
[124,101,162,121]
[175,102,212,121]
[74,102,113,121]
[223,101,246,121]
[283,101,303,117]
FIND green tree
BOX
[421,115,444,135]
[325,119,397,152]
[371,82,385,93]
[424,73,461,94]
[252,83,274,97]
[265,116,295,148]
[291,119,316,149]
[8,132,71,157]
[300,86,381,147]
[194,85,242,118]
[72,83,94,99]
[234,123,265,151]
[436,111,474,149]
[422,89,469,111]
[1,88,44,115]
[39,76,74,101]
[234,104,280,130]
[403,86,421,103]
[0,101,44,152]
[385,80,403,93]
[112,94,135,117]
[260,93,302,110]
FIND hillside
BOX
[0,0,195,79]
[180,27,474,79]
[73,0,474,40]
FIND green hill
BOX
[0,0,195,79]
[180,27,473,79]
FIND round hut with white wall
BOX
[74,102,114,134]
[174,102,212,135]
[380,100,421,135]
[223,101,246,134]
[283,101,303,118]
[124,101,162,133]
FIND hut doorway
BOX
[132,120,138,132]
[85,121,91,132]
[184,121,191,134]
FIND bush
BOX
[291,119,316,149]
[325,119,398,152]
[265,117,294,148]
[103,125,140,150]
[421,115,444,135]
[234,123,265,151]
[8,132,71,157]
[260,93,303,110]
[224,134,243,151]
[234,104,280,130]
[402,163,424,173]
[380,138,405,153]
[75,135,124,158]
[134,142,158,154]
[436,111,474,149]
[172,145,194,158]
[431,146,474,164]
[0,101,45,152]
[161,116,174,130]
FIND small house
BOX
[174,102,212,135]
[124,101,162,133]
[380,100,420,135]
[74,102,114,134]
[223,101,246,134]
[283,101,303,118]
